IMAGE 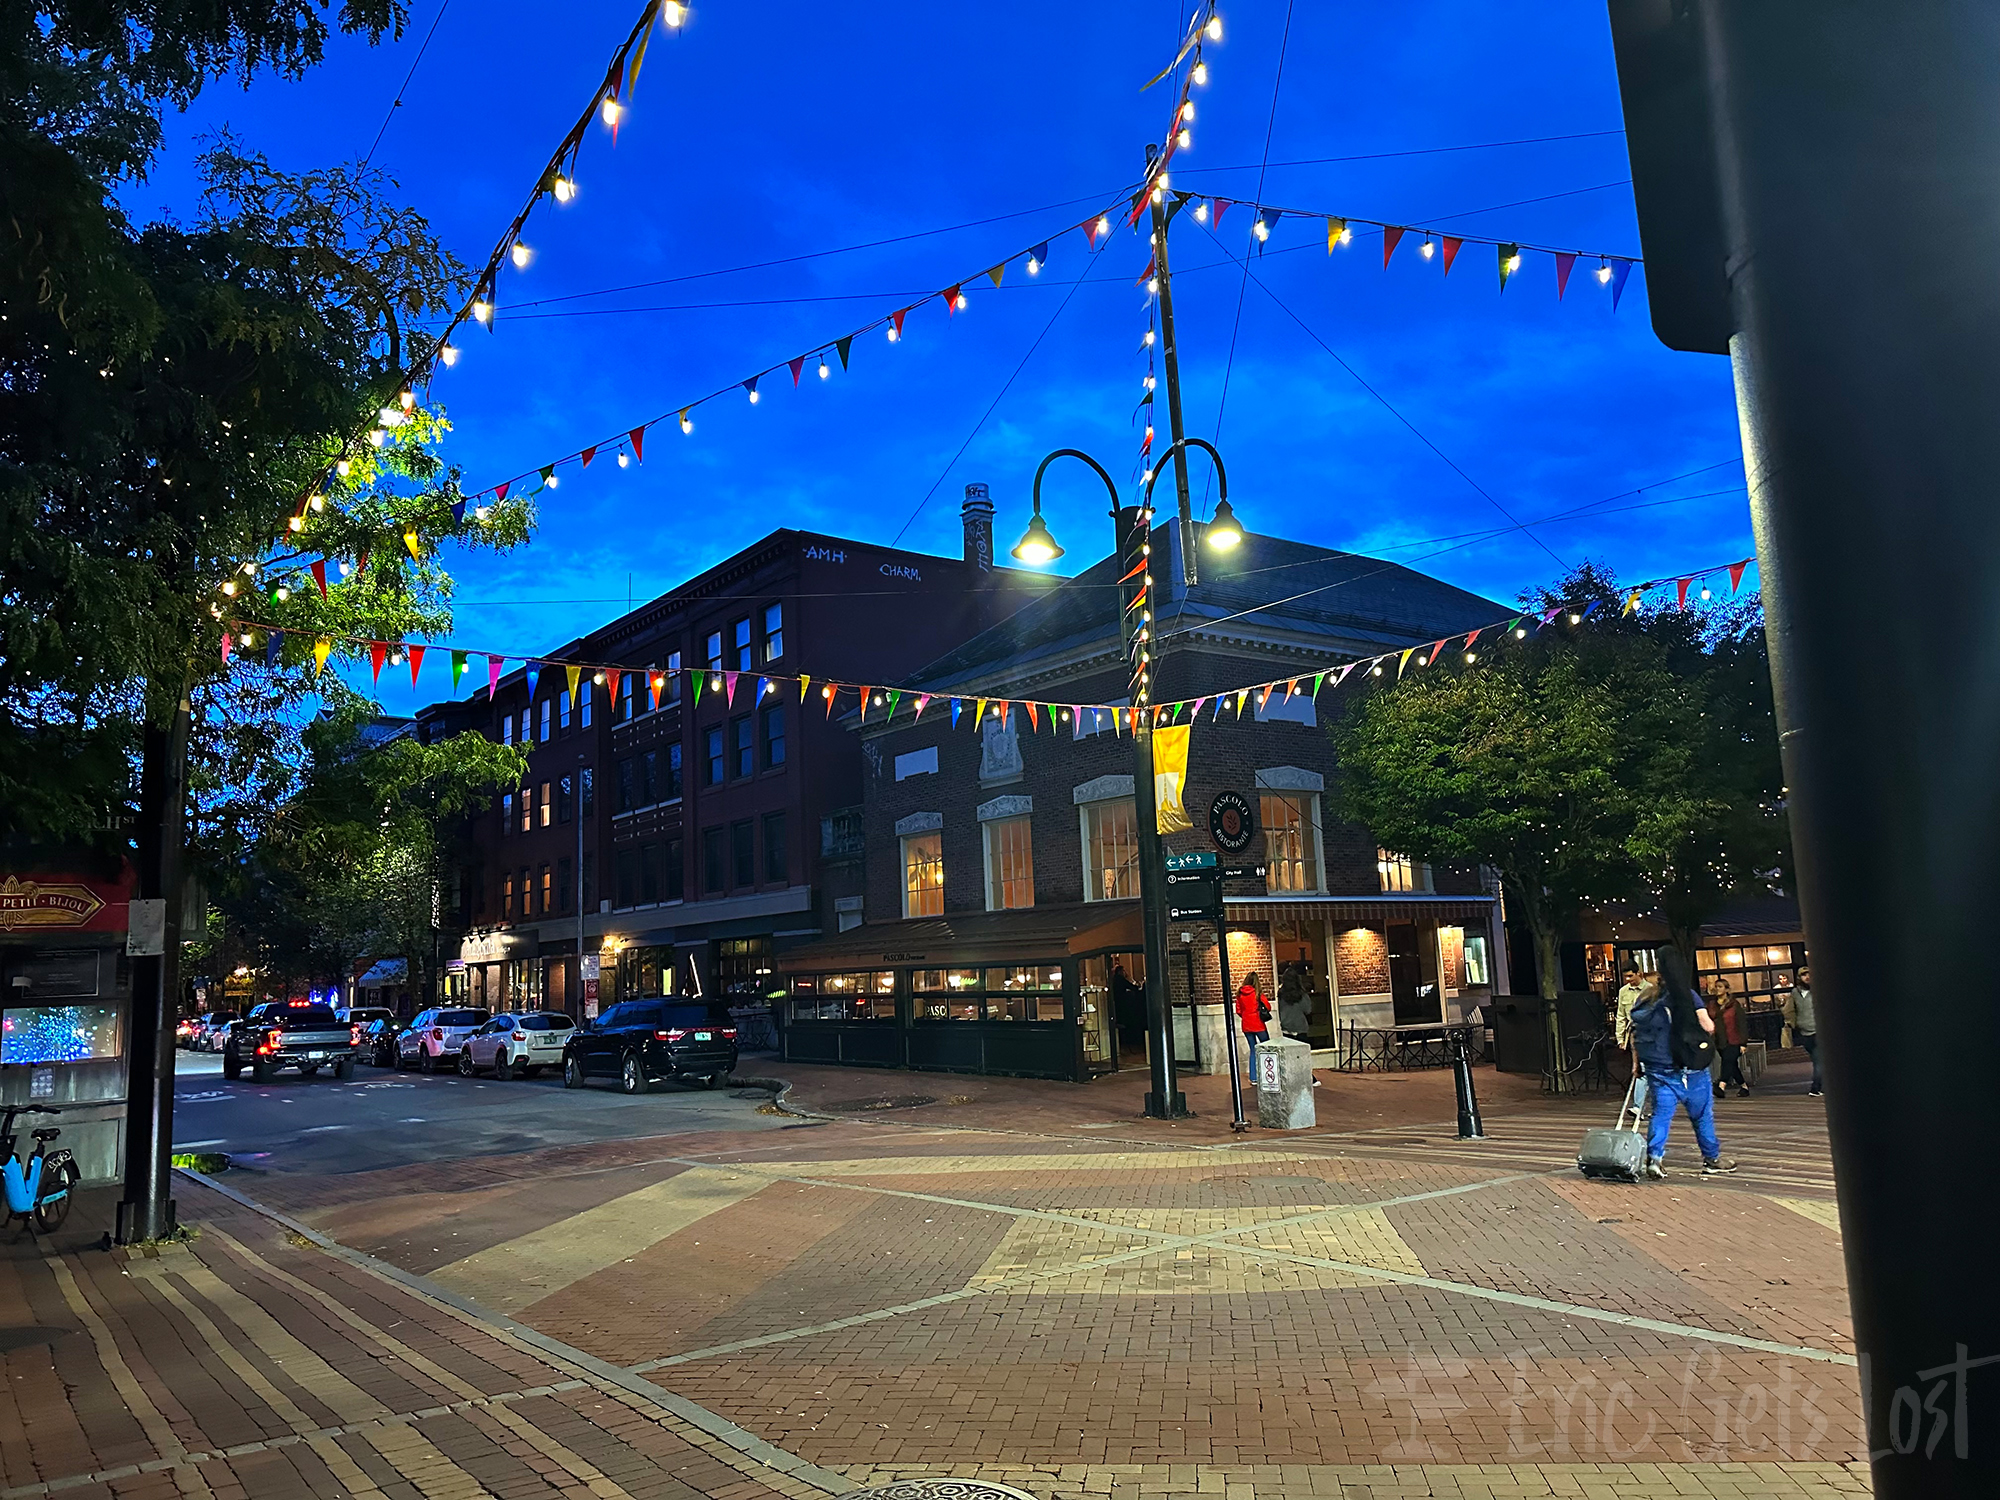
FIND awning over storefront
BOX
[778,902,1143,972]
[1222,893,1496,924]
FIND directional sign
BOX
[1165,851,1218,871]
[1219,862,1268,882]
[1164,868,1221,920]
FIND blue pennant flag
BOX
[1610,258,1633,312]
[264,630,284,668]
[450,499,467,525]
[951,698,962,728]
[525,661,541,697]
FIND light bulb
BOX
[510,242,532,270]
[439,342,459,367]
[872,695,882,706]
[399,388,415,409]
[1465,652,1476,663]
[1205,13,1222,40]
[287,516,302,532]
[335,460,351,477]
[240,633,253,647]
[747,387,760,403]
[1096,215,1111,237]
[680,413,694,433]
[1156,171,1170,192]
[886,323,900,342]
[1177,129,1191,149]
[369,428,386,447]
[338,561,351,576]
[1253,219,1270,242]
[1194,201,1209,223]
[954,293,967,309]
[1144,374,1156,390]
[1569,612,1582,625]
[1146,277,1159,295]
[309,495,325,512]
[377,406,398,425]
[1506,254,1522,272]
[601,97,622,126]
[593,671,605,685]
[1701,586,1713,600]
[1143,329,1156,345]
[1191,59,1208,84]
[472,299,491,323]
[662,0,685,22]
[1515,628,1527,639]
[545,473,559,488]
[474,505,491,521]
[276,587,290,601]
[1180,100,1195,123]
[1597,262,1613,284]
[1373,665,1384,676]
[1338,226,1353,244]
[552,176,575,203]
[1421,238,1435,260]
[222,580,237,596]
[1151,185,1165,204]
[818,357,829,379]
[1026,255,1040,274]
[617,452,630,467]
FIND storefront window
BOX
[984,816,1034,910]
[1463,932,1491,987]
[1262,794,1322,893]
[902,831,944,917]
[1082,799,1139,901]
[984,965,1066,1021]
[791,971,896,1022]
[1377,848,1433,893]
[1,1004,122,1064]
[1695,943,1802,1012]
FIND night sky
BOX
[135,1,1747,716]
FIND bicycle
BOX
[2,1103,78,1237]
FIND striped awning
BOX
[1222,893,1496,925]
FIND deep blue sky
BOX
[140,0,1746,714]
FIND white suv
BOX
[459,1013,575,1080]
[396,1007,492,1073]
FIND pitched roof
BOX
[899,522,1507,695]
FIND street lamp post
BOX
[1017,441,1239,1121]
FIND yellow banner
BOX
[1154,723,1193,834]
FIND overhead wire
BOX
[360,0,452,168]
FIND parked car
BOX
[223,1002,362,1081]
[562,998,737,1094]
[395,1007,492,1073]
[188,1011,237,1050]
[359,1016,406,1067]
[459,1012,576,1080]
[337,1005,395,1031]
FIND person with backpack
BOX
[1628,949,1738,1178]
[1235,972,1271,1080]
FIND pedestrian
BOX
[1711,982,1750,1097]
[1629,949,1737,1178]
[1235,971,1271,1079]
[1614,965,1645,1061]
[1277,961,1311,1040]
[1784,966,1821,1097]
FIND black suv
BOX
[562,998,738,1094]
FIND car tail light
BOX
[259,1027,282,1055]
[722,1027,738,1039]
[350,1025,362,1044]
[657,1029,690,1041]
[431,1027,445,1040]
[512,1030,528,1041]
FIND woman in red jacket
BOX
[1235,972,1270,1080]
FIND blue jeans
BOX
[1647,1067,1721,1162]
[1245,1030,1265,1079]
[1800,1032,1822,1092]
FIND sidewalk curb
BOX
[173,1167,856,1496]
[730,1075,840,1124]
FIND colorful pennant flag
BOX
[487,655,504,695]
[1440,236,1464,275]
[315,638,333,677]
[1498,243,1519,292]
[451,649,468,688]
[566,664,582,705]
[310,559,328,597]
[1610,259,1633,310]
[370,641,388,682]
[408,645,426,685]
[1383,226,1405,266]
[1728,559,1750,593]
[525,662,541,697]
[835,336,852,369]
[1554,252,1576,299]
[629,427,645,462]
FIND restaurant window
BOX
[664,650,683,705]
[502,873,515,919]
[763,811,788,884]
[639,748,659,805]
[614,848,637,909]
[791,970,895,1022]
[557,858,572,913]
[731,819,754,888]
[733,617,753,670]
[732,715,753,778]
[664,743,683,800]
[1463,932,1492,987]
[902,831,944,918]
[1696,942,1803,1015]
[1377,849,1433,893]
[705,726,725,786]
[558,692,571,732]
[663,836,684,902]
[715,935,775,995]
[762,602,784,662]
[984,816,1034,911]
[1262,793,1322,893]
[541,699,552,742]
[639,843,660,904]
[539,865,552,913]
[557,775,573,824]
[1081,798,1139,901]
[702,827,725,894]
[984,965,1066,1022]
[912,968,982,1021]
[540,781,553,828]
[705,630,723,672]
[762,706,785,769]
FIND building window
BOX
[581,765,593,814]
[705,631,723,672]
[702,827,725,894]
[664,743,682,800]
[731,819,754,888]
[639,842,660,904]
[1262,793,1323,893]
[705,726,725,786]
[895,745,938,780]
[502,792,514,832]
[580,683,593,728]
[540,865,552,913]
[664,650,683,705]
[616,758,633,813]
[614,848,636,909]
[520,708,531,743]
[1082,798,1139,901]
[732,715,753,778]
[519,865,530,915]
[762,706,785,769]
[502,717,513,746]
[520,787,533,833]
[540,781,553,828]
[541,699,552,742]
[558,857,572,913]
[559,692,571,732]
[902,831,944,918]
[558,774,573,824]
[763,811,787,883]
[639,748,659,805]
[984,816,1034,911]
[502,874,514,919]
[733,617,752,670]
[620,673,635,721]
[762,603,784,662]
[1377,848,1433,893]
[663,836,684,902]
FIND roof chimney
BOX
[962,483,994,572]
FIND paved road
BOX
[167,1048,790,1176]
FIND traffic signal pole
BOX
[1609,5,2000,1492]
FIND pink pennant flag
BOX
[1213,198,1232,228]
[221,633,233,664]
[1440,237,1464,276]
[408,645,426,685]
[1190,697,1206,718]
[1333,662,1358,687]
[495,482,510,502]
[914,693,930,720]
[1728,559,1750,593]
[789,356,805,385]
[1676,578,1693,610]
[1554,252,1577,299]
[723,670,738,706]
[487,656,504,695]
[1383,226,1405,267]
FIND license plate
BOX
[695,1031,712,1041]
[305,1050,326,1059]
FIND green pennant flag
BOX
[451,650,468,688]
[886,689,901,718]
[835,335,853,370]
[1311,671,1325,698]
[693,672,704,706]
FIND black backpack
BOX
[1669,993,1714,1070]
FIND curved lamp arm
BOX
[1141,436,1227,510]
[1033,447,1122,516]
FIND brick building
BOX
[776,515,1516,1081]
[416,492,1049,1017]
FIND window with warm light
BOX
[984,816,1035,911]
[520,787,533,833]
[1377,848,1433,893]
[539,781,552,828]
[1082,799,1140,901]
[902,831,945,918]
[1261,793,1323,892]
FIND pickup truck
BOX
[223,1002,362,1082]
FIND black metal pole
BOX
[1214,906,1246,1131]
[1452,1033,1484,1140]
[1611,5,2000,1492]
[1146,146,1201,587]
[119,686,189,1244]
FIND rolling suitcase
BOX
[1576,1071,1649,1181]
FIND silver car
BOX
[459,1012,575,1080]
[395,1007,491,1073]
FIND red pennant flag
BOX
[824,684,838,718]
[1728,559,1750,593]
[408,645,426,685]
[369,641,387,681]
[1440,237,1464,275]
[789,356,805,385]
[1136,253,1156,286]
[1676,577,1693,610]
[1213,198,1232,228]
[1465,628,1483,650]
[891,307,910,338]
[1026,701,1039,731]
[1554,252,1577,299]
[1126,190,1148,229]
[604,669,623,710]
[1084,213,1106,247]
[495,482,509,502]
[1383,226,1405,266]
[647,672,662,711]
[941,284,962,315]
[629,427,645,463]
[221,633,233,664]
[310,559,328,597]
[581,446,597,468]
[998,701,1010,729]
[355,550,368,575]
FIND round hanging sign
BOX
[1209,791,1257,853]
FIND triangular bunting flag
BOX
[1326,217,1346,252]
[1440,236,1464,275]
[1623,589,1643,616]
[496,482,510,502]
[629,427,645,462]
[1728,559,1750,593]
[310,559,328,597]
[355,550,368,575]
[314,638,333,676]
[1235,689,1249,716]
[403,529,421,560]
[1284,679,1298,701]
[799,673,811,700]
[451,650,467,688]
[1213,198,1231,228]
[1085,213,1107,247]
[487,655,503,695]
[1258,685,1274,711]
[1554,252,1576,299]
[370,641,387,682]
[1465,629,1483,650]
[538,466,555,488]
[890,307,910,338]
[450,499,466,524]
[789,356,805,385]
[408,645,425,685]
[974,697,987,725]
[723,670,738,706]
[1398,647,1417,678]
[743,375,759,402]
[951,698,962,728]
[998,700,1009,729]
[914,693,930,719]
[221,632,233,664]
[1025,701,1039,731]
[986,264,1004,287]
[1498,243,1519,292]
[605,669,623,708]
[648,672,663,711]
[1383,226,1405,266]
[1333,662,1357,687]
[1310,672,1325,698]
[581,446,597,468]
[836,336,852,369]
[1256,206,1282,242]
[525,662,541,697]
[1029,241,1050,270]
[565,664,582,705]
[823,683,836,717]
[1676,577,1693,610]
[942,284,962,314]
[692,671,704,706]
[886,689,901,718]
[1610,258,1633,310]
[759,675,773,702]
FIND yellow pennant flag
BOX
[565,664,582,704]
[1327,216,1347,251]
[1622,589,1643,616]
[1235,689,1249,716]
[799,673,811,699]
[986,264,1005,287]
[313,638,333,676]
[1398,646,1418,677]
[1153,724,1193,834]
[403,529,421,560]
[974,697,987,726]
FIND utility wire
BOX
[360,0,452,168]
[1178,130,1627,176]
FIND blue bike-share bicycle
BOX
[2,1104,78,1237]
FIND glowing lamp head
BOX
[662,0,685,22]
[1253,219,1270,242]
[818,357,830,379]
[1205,496,1244,550]
[747,387,760,403]
[287,516,303,532]
[593,671,605,685]
[544,473,558,488]
[679,413,693,433]
[954,292,967,310]
[1597,262,1613,284]
[552,175,575,203]
[439,342,459,367]
[1205,13,1222,40]
[1010,509,1065,565]
[617,452,630,467]
[335,459,351,476]
[1421,238,1435,260]
[601,97,623,126]
[1194,201,1209,223]
[221,580,237,596]
[510,242,532,270]
[276,587,290,601]
[1025,255,1040,274]
[886,323,900,342]
[472,299,491,323]
[1192,59,1208,85]
[1177,128,1191,149]
[1096,214,1111,237]
[369,428,386,447]
[309,494,325,512]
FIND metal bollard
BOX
[1453,1032,1485,1140]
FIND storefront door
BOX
[1387,919,1443,1025]
[1271,916,1333,1045]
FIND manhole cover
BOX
[844,1484,1039,1500]
[826,1094,938,1112]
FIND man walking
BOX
[1629,950,1738,1178]
[1784,967,1821,1097]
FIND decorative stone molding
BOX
[976,795,1033,822]
[1072,774,1135,805]
[894,811,943,836]
[1255,765,1325,792]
